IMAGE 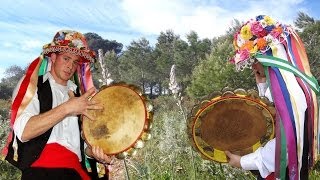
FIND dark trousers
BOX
[22,167,82,180]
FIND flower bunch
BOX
[231,15,286,70]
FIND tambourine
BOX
[187,89,275,163]
[82,83,153,159]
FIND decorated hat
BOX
[42,30,96,63]
[230,15,286,71]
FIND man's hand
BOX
[86,146,115,165]
[65,87,103,120]
[225,151,242,168]
[252,61,266,83]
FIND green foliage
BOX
[174,31,212,94]
[187,35,255,98]
[0,100,21,179]
[117,38,159,97]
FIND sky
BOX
[1,0,320,79]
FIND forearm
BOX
[21,103,69,141]
[240,139,275,178]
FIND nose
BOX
[66,60,74,70]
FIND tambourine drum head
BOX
[82,85,146,155]
[191,95,274,162]
[201,98,266,149]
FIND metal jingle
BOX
[260,96,271,106]
[222,90,235,97]
[147,111,154,121]
[127,148,138,156]
[116,152,128,159]
[200,100,211,109]
[234,88,247,96]
[146,101,153,112]
[141,132,152,141]
[145,121,153,130]
[247,89,259,99]
[134,140,145,149]
[208,91,222,100]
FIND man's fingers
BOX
[83,87,97,99]
[68,90,75,98]
[225,151,231,157]
[83,113,95,121]
[87,105,104,110]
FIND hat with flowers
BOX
[42,30,96,63]
[230,15,286,71]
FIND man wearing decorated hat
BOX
[2,30,113,179]
[225,15,319,180]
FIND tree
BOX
[0,65,25,100]
[174,31,212,94]
[187,34,254,98]
[294,12,316,29]
[154,30,180,94]
[84,32,123,56]
[117,38,157,96]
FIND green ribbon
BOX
[256,54,320,95]
[280,121,287,180]
[38,57,48,76]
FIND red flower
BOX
[59,40,71,46]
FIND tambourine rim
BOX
[82,84,148,155]
[191,95,275,162]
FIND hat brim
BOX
[43,45,95,63]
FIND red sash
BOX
[32,143,90,180]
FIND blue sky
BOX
[1,0,320,79]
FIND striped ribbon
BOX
[269,67,298,180]
[256,55,319,94]
[1,56,43,157]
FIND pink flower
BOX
[250,21,264,36]
[270,26,283,38]
[234,49,250,64]
[239,49,250,61]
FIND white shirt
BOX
[13,72,82,161]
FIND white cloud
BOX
[20,40,43,51]
[120,0,308,40]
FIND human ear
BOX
[50,53,57,63]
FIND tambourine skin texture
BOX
[187,89,275,162]
[82,84,149,156]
